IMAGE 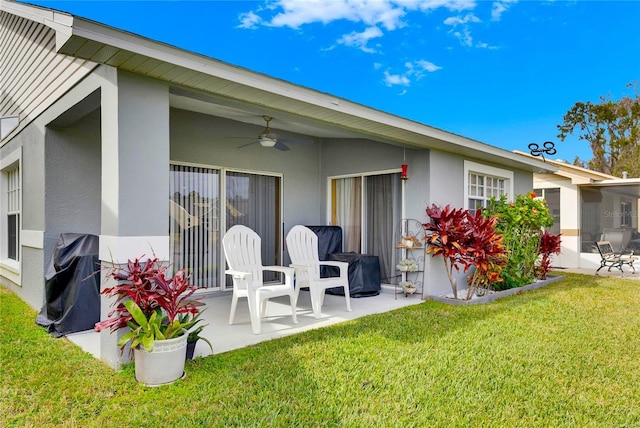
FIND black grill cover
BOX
[305,226,381,298]
[327,252,381,298]
[305,226,342,259]
[36,234,101,337]
[305,226,343,278]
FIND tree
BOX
[557,82,640,177]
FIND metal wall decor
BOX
[528,141,556,162]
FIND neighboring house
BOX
[515,151,640,269]
[0,0,554,367]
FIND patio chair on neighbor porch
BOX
[286,225,352,319]
[222,225,298,334]
[594,240,637,276]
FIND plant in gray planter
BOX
[94,257,205,386]
[181,311,213,360]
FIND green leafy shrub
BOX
[484,193,554,289]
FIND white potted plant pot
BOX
[133,329,188,387]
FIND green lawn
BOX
[2,272,639,427]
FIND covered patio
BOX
[67,286,423,359]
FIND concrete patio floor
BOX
[67,285,423,360]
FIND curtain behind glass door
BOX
[333,176,362,252]
[226,171,281,281]
[365,174,401,281]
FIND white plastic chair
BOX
[223,225,298,334]
[286,225,351,319]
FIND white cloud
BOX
[265,0,408,30]
[443,13,480,46]
[491,0,518,21]
[237,11,263,29]
[338,26,384,53]
[476,42,499,50]
[383,59,442,88]
[384,71,411,87]
[415,59,443,73]
[239,0,479,45]
[239,1,508,52]
[409,0,477,13]
[453,28,473,46]
[443,13,480,26]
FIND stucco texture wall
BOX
[169,108,323,230]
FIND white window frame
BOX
[463,160,514,211]
[1,147,22,284]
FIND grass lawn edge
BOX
[426,274,564,305]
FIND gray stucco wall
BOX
[428,150,465,208]
[320,139,430,222]
[44,109,102,263]
[0,99,103,311]
[513,168,534,196]
[0,121,46,309]
[100,70,170,238]
[169,108,323,230]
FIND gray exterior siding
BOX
[0,11,96,144]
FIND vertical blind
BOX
[169,165,281,288]
[169,165,219,289]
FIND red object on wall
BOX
[401,164,409,180]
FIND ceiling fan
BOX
[237,115,311,151]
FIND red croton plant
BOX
[423,204,507,300]
[537,231,562,280]
[94,257,203,353]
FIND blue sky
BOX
[20,0,640,163]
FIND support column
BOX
[98,69,170,368]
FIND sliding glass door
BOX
[331,172,401,282]
[170,164,282,289]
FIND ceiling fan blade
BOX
[277,138,313,145]
[274,141,290,151]
[237,141,260,149]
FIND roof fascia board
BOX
[0,0,73,48]
[583,178,640,187]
